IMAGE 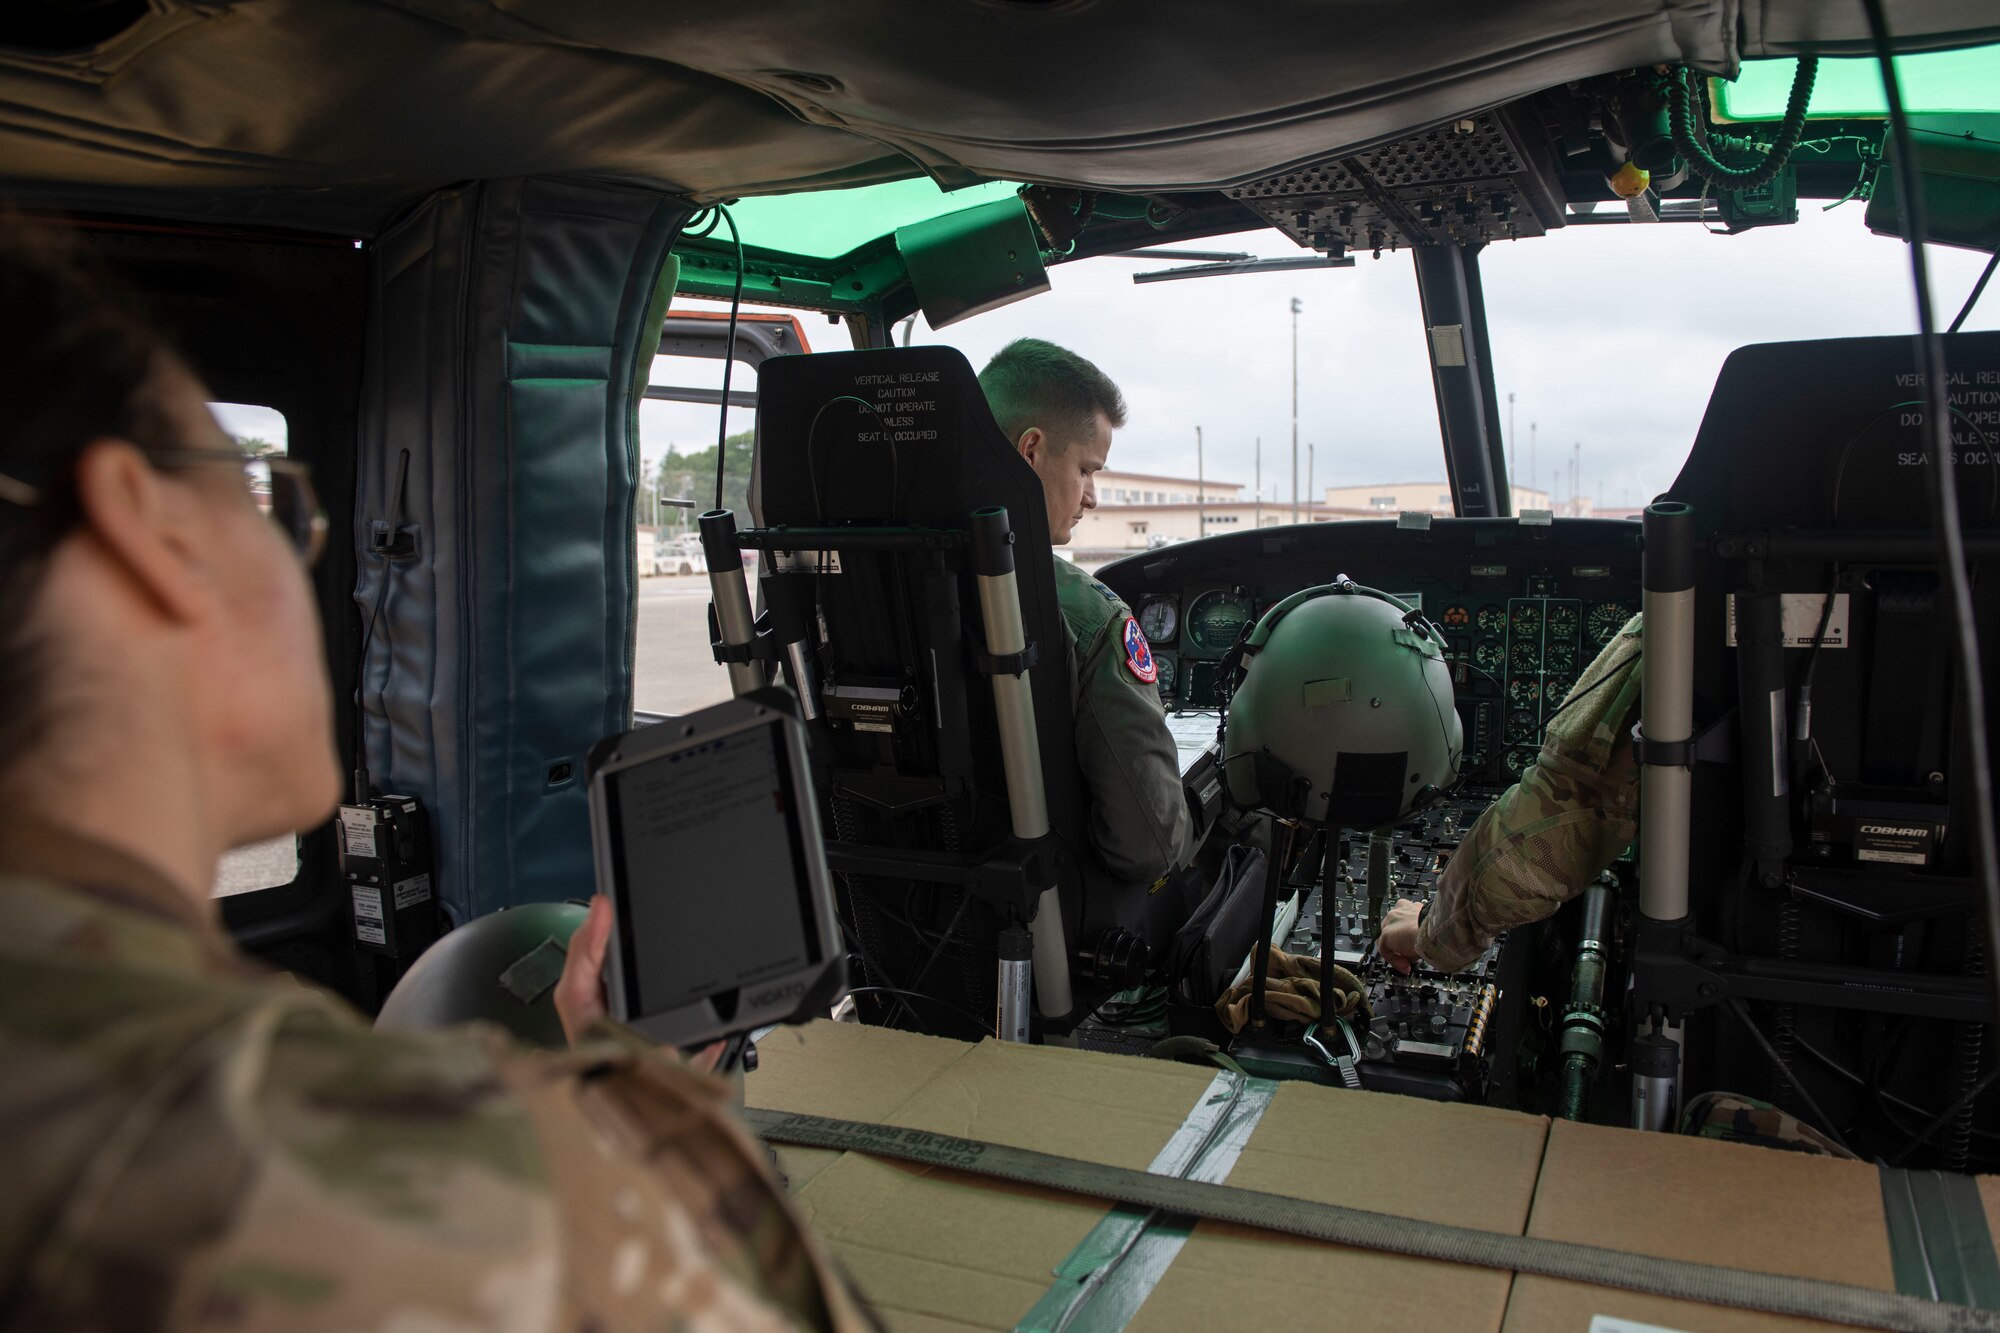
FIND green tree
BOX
[655,429,755,530]
[234,436,283,456]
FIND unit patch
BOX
[1122,616,1157,683]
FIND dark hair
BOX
[0,218,186,762]
[977,337,1126,452]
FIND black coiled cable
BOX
[1668,58,1819,191]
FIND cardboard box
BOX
[1129,1080,1547,1333]
[745,1023,1998,1333]
[751,1020,978,1193]
[1502,1119,1990,1333]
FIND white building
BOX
[1095,469,1244,506]
[1322,480,1555,516]
[1067,472,1589,567]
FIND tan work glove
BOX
[1215,948,1370,1035]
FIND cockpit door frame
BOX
[1413,243,1513,518]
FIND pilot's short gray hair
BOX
[978,338,1126,453]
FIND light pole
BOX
[1290,296,1302,525]
[1196,425,1206,534]
[1255,436,1262,529]
[1307,442,1315,520]
[1529,420,1538,503]
[1507,391,1516,495]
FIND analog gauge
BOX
[1139,597,1179,644]
[1505,747,1536,778]
[1509,602,1541,637]
[1476,606,1507,633]
[1154,653,1177,699]
[1588,601,1629,646]
[1545,673,1577,706]
[1510,640,1540,674]
[1545,642,1578,676]
[1441,604,1471,628]
[1473,638,1504,674]
[1184,589,1254,655]
[1505,709,1538,744]
[1507,676,1541,708]
[1546,604,1580,641]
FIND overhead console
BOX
[1227,108,1568,254]
[1097,516,1643,786]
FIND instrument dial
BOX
[1184,589,1255,655]
[1139,598,1179,644]
[1545,642,1578,675]
[1473,638,1504,674]
[1546,604,1580,640]
[1476,606,1507,633]
[1545,674,1577,706]
[1587,601,1629,646]
[1505,747,1536,777]
[1507,676,1541,708]
[1155,653,1177,698]
[1510,640,1540,674]
[1505,709,1538,744]
[1441,604,1471,628]
[1509,602,1541,637]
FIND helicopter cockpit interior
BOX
[3,0,1999,1181]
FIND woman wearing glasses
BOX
[0,224,868,1332]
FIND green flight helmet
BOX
[1220,577,1462,828]
[375,901,588,1048]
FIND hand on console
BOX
[1377,898,1424,974]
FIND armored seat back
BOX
[749,347,1179,1034]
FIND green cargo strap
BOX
[1880,1166,2000,1310]
[743,1107,2000,1333]
[1016,1070,1279,1333]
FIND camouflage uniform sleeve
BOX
[1418,615,1644,972]
[1070,607,1197,886]
[4,979,869,1332]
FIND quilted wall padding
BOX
[354,178,688,922]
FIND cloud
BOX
[647,206,1996,512]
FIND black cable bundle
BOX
[1669,57,1819,191]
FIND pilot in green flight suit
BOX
[979,339,1197,888]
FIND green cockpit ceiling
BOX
[1718,45,2000,120]
[672,44,2000,322]
[728,179,1024,261]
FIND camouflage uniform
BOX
[1417,614,1644,972]
[1052,557,1197,887]
[0,820,873,1332]
[1681,1090,1859,1160]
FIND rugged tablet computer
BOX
[586,692,846,1048]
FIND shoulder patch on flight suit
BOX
[1121,617,1157,684]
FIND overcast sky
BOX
[641,204,1996,515]
[211,205,1995,515]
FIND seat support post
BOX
[971,507,1073,1029]
[1631,499,1697,1129]
[700,508,765,697]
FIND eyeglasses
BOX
[0,449,328,568]
[156,451,329,568]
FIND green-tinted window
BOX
[1716,44,2000,120]
[726,177,1023,259]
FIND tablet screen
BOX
[603,719,820,1017]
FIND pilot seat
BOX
[735,346,1200,1039]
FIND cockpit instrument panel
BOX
[1182,588,1256,656]
[1138,597,1179,644]
[1100,518,1642,780]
